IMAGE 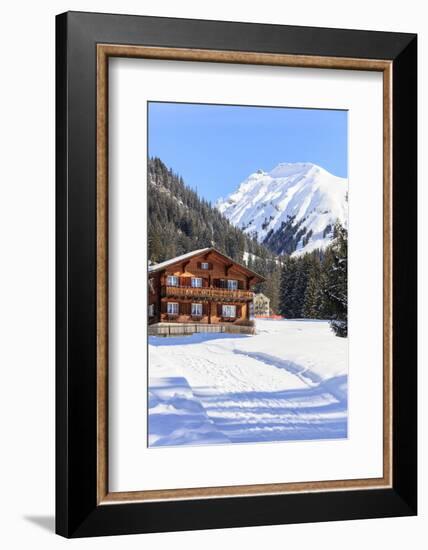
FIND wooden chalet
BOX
[148,247,264,332]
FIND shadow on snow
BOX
[149,332,249,347]
[148,372,348,447]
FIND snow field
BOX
[148,319,348,446]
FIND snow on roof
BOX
[148,246,265,281]
[148,248,211,273]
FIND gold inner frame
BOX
[96,44,393,505]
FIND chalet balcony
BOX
[161,285,254,302]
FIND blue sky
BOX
[148,102,347,203]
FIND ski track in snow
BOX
[148,320,348,447]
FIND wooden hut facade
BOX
[148,247,264,333]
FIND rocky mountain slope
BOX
[216,162,348,256]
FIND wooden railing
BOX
[162,285,254,302]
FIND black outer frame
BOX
[56,11,417,538]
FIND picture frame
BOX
[56,11,417,538]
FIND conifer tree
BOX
[279,257,297,318]
[322,222,348,336]
[303,256,322,318]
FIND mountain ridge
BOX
[216,162,348,256]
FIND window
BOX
[191,303,203,316]
[167,302,179,314]
[167,275,179,287]
[201,262,209,270]
[227,279,238,290]
[191,277,202,288]
[222,304,236,318]
[148,304,155,317]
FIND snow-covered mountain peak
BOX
[268,161,319,179]
[216,162,348,257]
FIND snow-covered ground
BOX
[148,319,348,447]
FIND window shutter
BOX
[237,305,242,317]
[161,301,167,313]
[203,303,208,315]
[238,280,243,289]
[202,278,208,288]
[217,303,222,317]
[209,262,213,270]
[197,261,201,269]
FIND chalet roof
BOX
[254,292,270,301]
[148,247,265,282]
[148,248,211,273]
